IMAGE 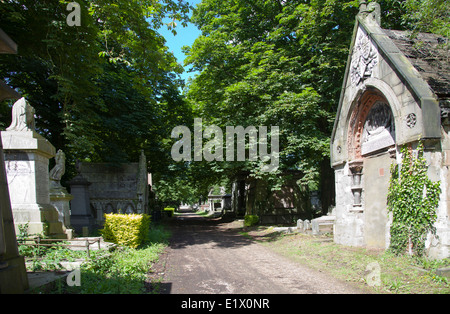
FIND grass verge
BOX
[26,224,171,294]
[242,226,450,294]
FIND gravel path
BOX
[152,212,367,294]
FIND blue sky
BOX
[158,0,203,83]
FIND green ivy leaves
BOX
[387,142,440,256]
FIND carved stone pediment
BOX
[350,30,378,86]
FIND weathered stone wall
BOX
[78,160,149,224]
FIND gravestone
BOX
[297,219,304,231]
[0,128,29,293]
[68,167,94,234]
[303,220,311,232]
[1,98,66,238]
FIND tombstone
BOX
[303,220,311,232]
[297,219,304,232]
[311,215,335,235]
[330,1,450,258]
[49,149,74,239]
[68,164,94,234]
[1,97,66,238]
[0,28,29,293]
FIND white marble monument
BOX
[1,97,66,237]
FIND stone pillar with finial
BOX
[358,0,381,25]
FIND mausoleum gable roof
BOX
[382,29,450,99]
[332,14,443,145]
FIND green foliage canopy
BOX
[0,0,192,179]
[184,0,360,190]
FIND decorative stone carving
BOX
[349,160,364,208]
[405,113,417,128]
[361,102,395,155]
[49,149,66,189]
[6,97,35,131]
[1,99,68,238]
[350,30,378,86]
[48,149,73,238]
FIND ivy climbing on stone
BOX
[387,142,441,256]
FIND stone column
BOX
[349,160,364,209]
[68,174,94,234]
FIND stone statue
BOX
[49,149,66,189]
[6,97,35,131]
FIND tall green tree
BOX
[392,0,450,36]
[0,0,192,180]
[183,0,361,210]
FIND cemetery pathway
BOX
[150,212,367,294]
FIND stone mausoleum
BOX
[74,150,151,226]
[331,1,449,258]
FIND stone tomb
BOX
[1,98,66,238]
[330,1,449,259]
[75,151,150,225]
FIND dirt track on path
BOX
[150,212,367,294]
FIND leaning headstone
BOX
[1,97,66,238]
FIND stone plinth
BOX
[49,187,74,239]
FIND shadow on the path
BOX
[164,211,255,250]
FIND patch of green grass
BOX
[28,224,171,294]
[195,210,210,217]
[246,228,450,294]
